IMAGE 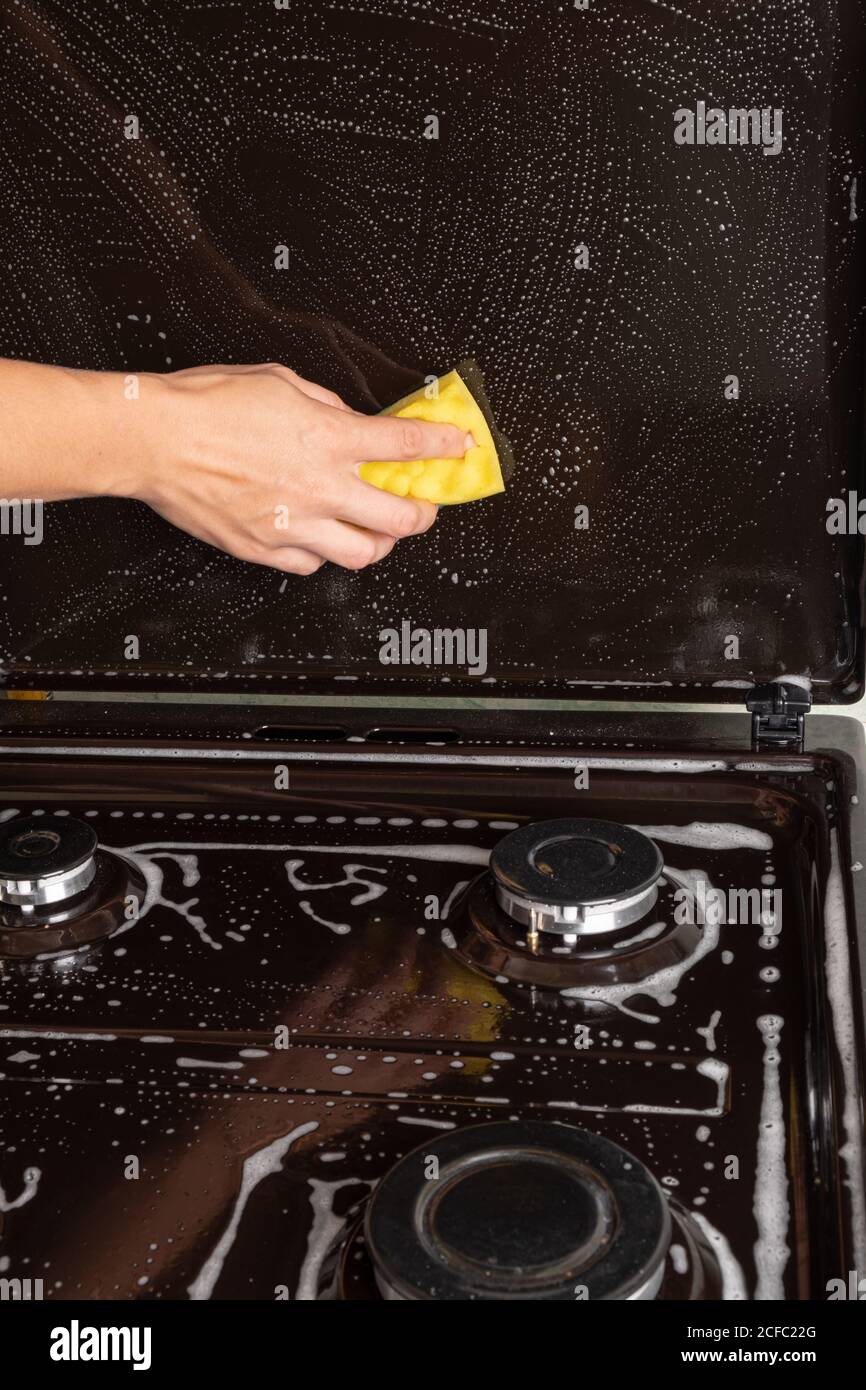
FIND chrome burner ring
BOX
[491,817,663,940]
[0,815,98,909]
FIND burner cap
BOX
[491,818,663,936]
[0,815,98,907]
[365,1121,670,1301]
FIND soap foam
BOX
[632,822,773,852]
[823,835,866,1270]
[752,1015,790,1299]
[691,1212,747,1299]
[561,866,722,1022]
[296,1176,363,1302]
[187,1120,318,1300]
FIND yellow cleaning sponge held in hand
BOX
[359,366,507,505]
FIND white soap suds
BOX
[697,1010,722,1053]
[397,1115,457,1130]
[118,849,220,950]
[176,1057,244,1071]
[691,1212,747,1299]
[187,1121,318,1300]
[440,879,470,921]
[753,1015,790,1299]
[0,1029,117,1042]
[632,823,773,852]
[613,920,666,950]
[122,838,486,947]
[669,1243,689,1275]
[0,1164,41,1212]
[823,836,866,1270]
[621,1057,728,1117]
[561,867,721,1022]
[298,901,351,936]
[286,859,387,907]
[295,1177,362,1302]
[129,838,490,867]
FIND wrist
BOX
[79,368,176,502]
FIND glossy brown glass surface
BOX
[0,743,861,1299]
[0,1,863,697]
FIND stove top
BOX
[0,729,862,1301]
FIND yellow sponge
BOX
[359,364,509,505]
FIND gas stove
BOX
[0,705,863,1302]
[1,0,866,1317]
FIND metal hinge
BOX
[746,682,812,751]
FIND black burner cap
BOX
[0,815,97,880]
[365,1121,670,1301]
[492,818,663,908]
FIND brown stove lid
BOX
[0,3,863,703]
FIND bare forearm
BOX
[0,357,467,574]
[0,358,158,500]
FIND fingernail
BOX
[464,432,476,452]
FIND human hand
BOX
[132,363,473,574]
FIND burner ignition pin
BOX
[527,908,543,952]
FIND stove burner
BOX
[0,815,97,907]
[452,872,700,991]
[447,818,692,990]
[0,814,145,960]
[334,1185,722,1301]
[364,1121,671,1301]
[491,818,663,940]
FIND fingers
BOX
[338,477,438,538]
[241,524,396,574]
[236,543,326,576]
[348,413,473,463]
[302,520,397,570]
[161,364,445,573]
